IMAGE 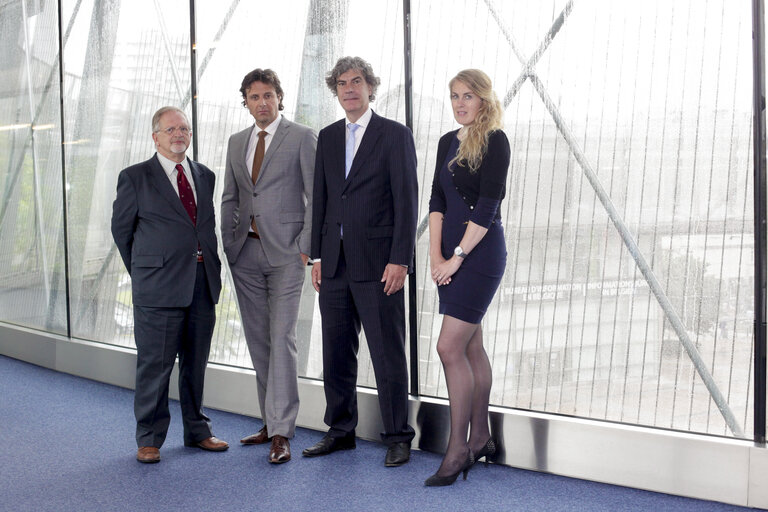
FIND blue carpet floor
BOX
[0,354,758,512]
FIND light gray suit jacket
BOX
[221,116,317,266]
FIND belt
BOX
[247,232,260,239]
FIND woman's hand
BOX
[431,255,462,286]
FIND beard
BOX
[169,141,188,154]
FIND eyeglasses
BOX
[156,126,191,136]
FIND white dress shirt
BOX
[157,152,197,203]
[245,115,282,235]
[346,107,372,157]
[246,115,282,177]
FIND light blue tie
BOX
[345,123,359,178]
[341,123,359,238]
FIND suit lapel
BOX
[239,125,255,186]
[329,119,346,186]
[148,155,192,224]
[257,117,290,182]
[344,111,382,191]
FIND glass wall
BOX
[412,0,754,438]
[191,0,406,387]
[0,0,67,334]
[61,0,194,345]
[0,0,759,439]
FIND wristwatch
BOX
[453,246,467,259]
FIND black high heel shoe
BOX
[473,438,496,466]
[424,450,474,487]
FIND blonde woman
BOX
[425,69,510,486]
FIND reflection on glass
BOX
[413,0,754,438]
[0,0,67,334]
[61,0,192,346]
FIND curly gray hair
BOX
[325,56,381,101]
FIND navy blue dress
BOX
[435,136,507,324]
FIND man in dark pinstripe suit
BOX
[303,56,418,467]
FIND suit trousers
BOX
[230,237,304,438]
[319,244,415,445]
[133,262,215,448]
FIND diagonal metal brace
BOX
[489,0,744,437]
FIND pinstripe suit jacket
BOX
[311,111,418,282]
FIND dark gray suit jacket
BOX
[311,111,418,282]
[111,154,222,307]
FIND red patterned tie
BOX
[175,163,197,225]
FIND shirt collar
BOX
[156,152,188,178]
[255,114,282,136]
[346,107,372,129]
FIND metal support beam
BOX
[58,0,73,338]
[189,0,198,160]
[402,0,419,396]
[751,0,767,445]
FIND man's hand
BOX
[311,261,322,292]
[301,253,310,266]
[381,263,407,296]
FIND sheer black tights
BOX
[433,315,492,476]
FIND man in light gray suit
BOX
[221,68,317,464]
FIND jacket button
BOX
[253,193,258,197]
[341,194,347,200]
[470,205,474,210]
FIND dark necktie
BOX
[175,164,197,225]
[251,130,267,234]
[251,130,267,185]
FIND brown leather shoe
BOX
[137,446,160,463]
[269,435,291,464]
[196,436,229,452]
[240,426,269,445]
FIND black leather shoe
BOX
[302,434,356,457]
[385,442,410,467]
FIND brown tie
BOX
[251,130,267,234]
[251,130,267,185]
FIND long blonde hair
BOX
[448,69,503,173]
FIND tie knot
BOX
[258,130,267,140]
[175,164,184,176]
[348,123,359,133]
